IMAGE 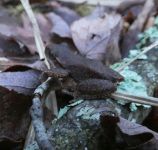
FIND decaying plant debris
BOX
[1,0,158,150]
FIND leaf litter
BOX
[0,0,158,149]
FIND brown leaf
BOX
[0,24,17,37]
[143,87,158,132]
[0,34,31,57]
[100,115,158,150]
[0,55,47,72]
[143,107,158,133]
[53,6,80,25]
[121,0,154,57]
[0,86,32,149]
[0,7,33,57]
[0,6,18,26]
[17,13,52,54]
[46,12,71,38]
[71,7,122,64]
[0,11,51,55]
[0,69,41,95]
[118,117,158,150]
[2,60,47,73]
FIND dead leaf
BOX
[0,24,17,37]
[53,6,80,25]
[0,86,32,149]
[100,114,158,150]
[0,6,18,26]
[118,117,158,150]
[0,55,47,72]
[17,13,52,54]
[0,69,41,95]
[71,7,122,64]
[46,12,71,38]
[0,34,31,57]
[143,107,158,133]
[0,9,51,55]
[121,0,154,57]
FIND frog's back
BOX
[46,43,123,82]
[87,59,124,82]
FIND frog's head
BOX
[104,66,124,83]
[45,43,61,67]
[45,43,74,67]
[111,70,124,82]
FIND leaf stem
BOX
[117,40,158,71]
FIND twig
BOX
[112,92,158,106]
[31,98,52,150]
[117,40,158,72]
[30,79,53,150]
[30,78,54,150]
[20,0,50,69]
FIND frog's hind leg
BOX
[75,79,117,100]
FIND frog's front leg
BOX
[75,79,117,100]
[40,67,69,87]
[43,67,69,79]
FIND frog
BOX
[45,43,124,99]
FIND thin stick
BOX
[112,92,158,106]
[20,0,58,148]
[20,0,50,69]
[30,78,54,150]
[117,40,158,71]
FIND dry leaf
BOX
[0,11,52,55]
[142,108,158,134]
[71,8,122,64]
[53,6,80,25]
[0,34,31,57]
[47,12,71,38]
[0,86,32,149]
[0,69,41,95]
[118,117,158,150]
[17,13,52,54]
[100,114,158,150]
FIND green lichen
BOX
[110,17,158,111]
[118,67,147,97]
[76,106,100,120]
[113,64,149,111]
[111,49,148,101]
[111,43,150,111]
[57,99,84,119]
